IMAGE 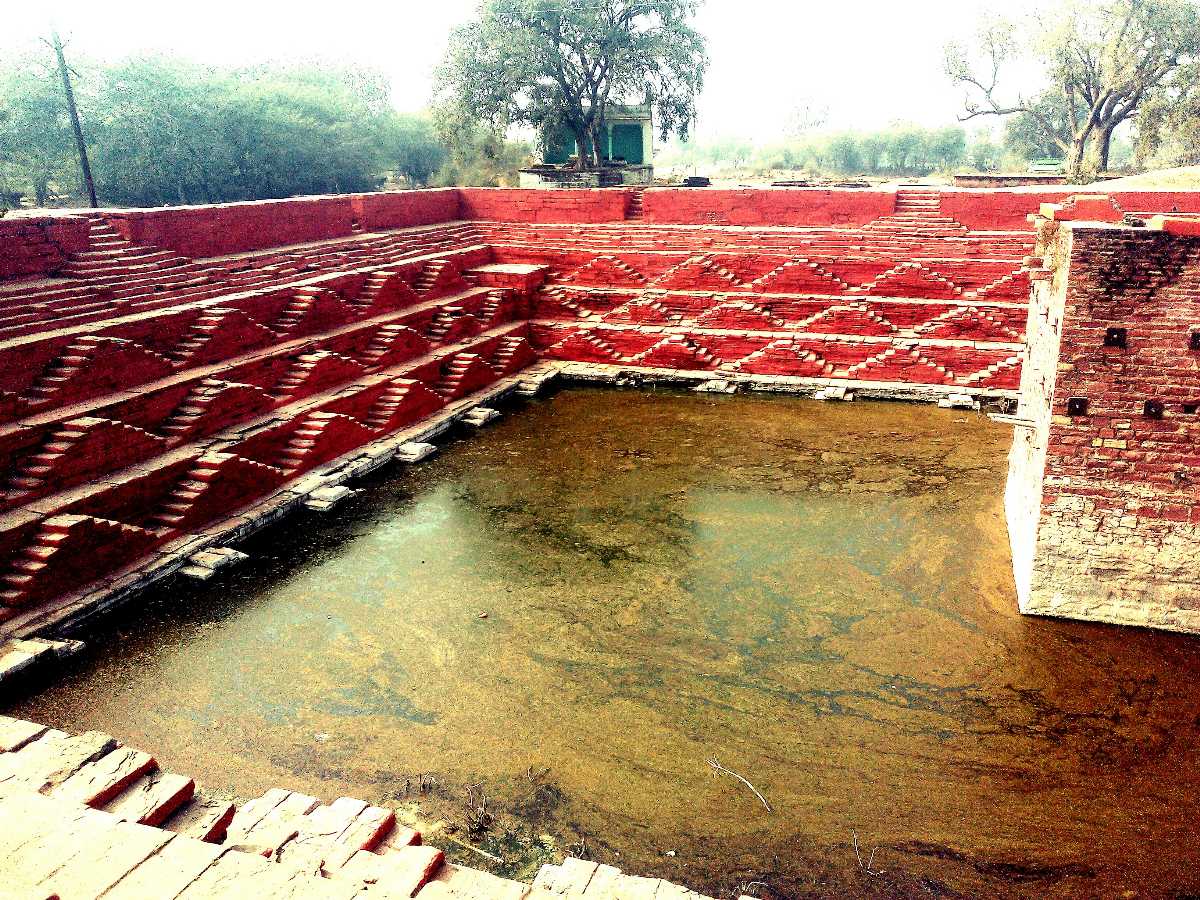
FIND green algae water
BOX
[9,388,1200,898]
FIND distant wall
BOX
[939,190,1073,231]
[349,189,462,232]
[457,188,631,223]
[1108,191,1200,216]
[941,188,1200,232]
[40,188,1200,266]
[104,196,360,259]
[642,188,897,227]
[0,217,91,280]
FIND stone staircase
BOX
[625,189,646,221]
[158,379,229,440]
[22,337,114,406]
[276,413,340,472]
[5,420,90,495]
[167,309,238,365]
[363,383,413,430]
[861,188,970,242]
[0,714,731,900]
[476,291,505,328]
[892,187,942,216]
[434,353,487,398]
[360,325,422,365]
[414,260,451,294]
[426,306,467,343]
[0,516,158,610]
[61,220,195,283]
[356,270,402,309]
[148,456,226,529]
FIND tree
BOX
[967,133,1001,171]
[436,0,708,169]
[432,126,532,187]
[826,133,863,174]
[1133,60,1200,166]
[0,56,77,206]
[88,60,391,206]
[929,126,967,170]
[1000,92,1077,164]
[47,29,97,207]
[945,0,1200,179]
[389,113,447,186]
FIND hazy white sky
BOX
[6,0,1039,141]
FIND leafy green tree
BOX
[389,113,447,186]
[88,57,224,206]
[87,60,392,206]
[946,1,1200,179]
[930,126,967,170]
[0,56,77,205]
[432,127,532,187]
[826,133,863,174]
[436,0,707,169]
[1132,60,1200,167]
[999,92,1077,164]
[967,134,1001,171]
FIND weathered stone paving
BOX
[0,713,724,899]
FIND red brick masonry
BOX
[3,185,1200,633]
[1008,204,1200,631]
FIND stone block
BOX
[303,485,356,512]
[396,442,438,463]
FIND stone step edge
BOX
[0,711,723,900]
[0,364,560,646]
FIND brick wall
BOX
[11,186,1200,633]
[641,188,896,226]
[1007,215,1200,631]
[104,196,361,258]
[0,217,91,280]
[458,188,631,223]
[349,189,462,232]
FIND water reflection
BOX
[8,388,1200,898]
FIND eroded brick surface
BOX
[2,186,1199,636]
[1007,214,1200,631]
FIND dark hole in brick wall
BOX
[1185,404,1199,414]
[1067,397,1089,416]
[1144,399,1165,419]
[1190,332,1200,351]
[1104,327,1128,348]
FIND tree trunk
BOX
[1088,125,1115,174]
[49,29,97,208]
[588,121,605,169]
[1065,136,1089,182]
[571,124,589,170]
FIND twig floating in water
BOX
[706,758,772,813]
[443,833,504,864]
[853,832,885,876]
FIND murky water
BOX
[8,389,1200,898]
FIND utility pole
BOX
[47,27,97,208]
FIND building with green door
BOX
[522,104,654,188]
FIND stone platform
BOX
[0,713,728,900]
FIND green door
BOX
[611,123,644,164]
[544,128,577,165]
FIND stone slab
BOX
[37,818,173,899]
[103,770,195,826]
[103,835,227,900]
[52,746,156,807]
[0,715,49,753]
